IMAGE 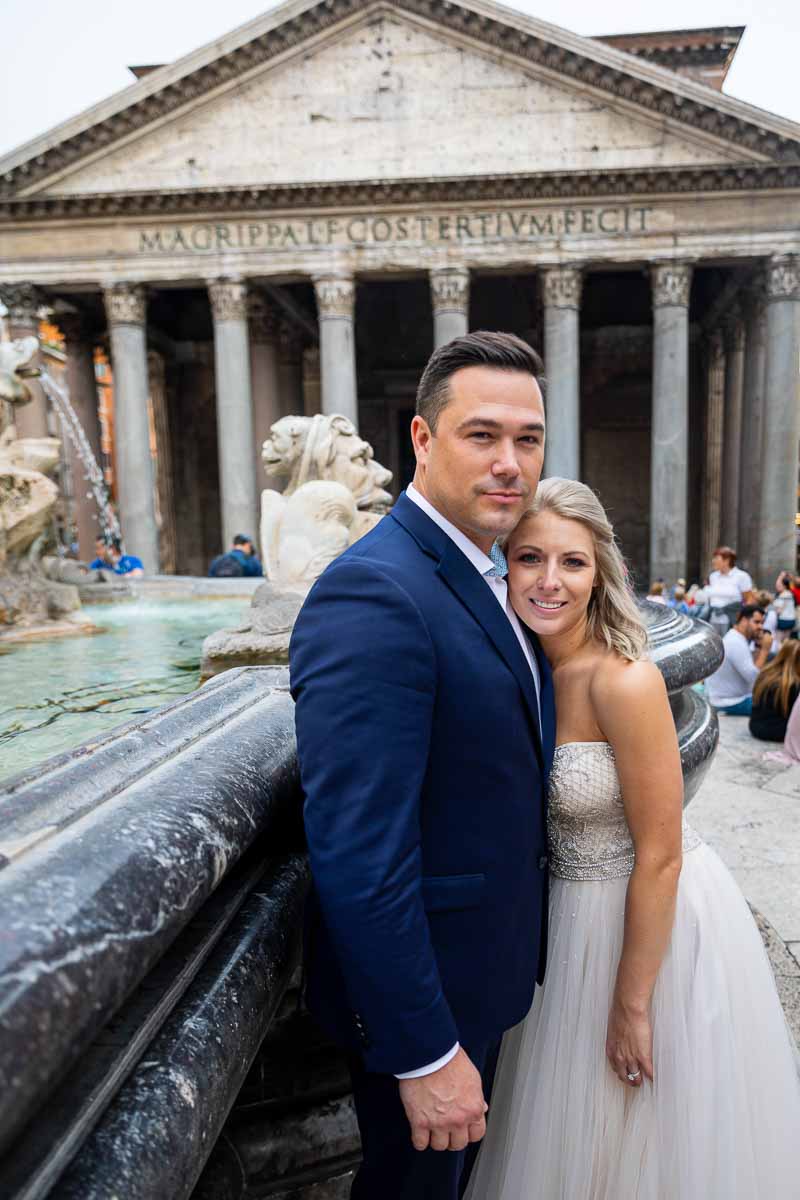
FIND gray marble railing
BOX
[0,610,722,1200]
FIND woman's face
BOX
[712,553,729,573]
[507,510,597,638]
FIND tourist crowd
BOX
[648,546,800,764]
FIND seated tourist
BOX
[669,586,690,615]
[706,604,772,716]
[773,573,797,643]
[750,641,800,742]
[108,537,144,577]
[646,580,667,604]
[88,535,113,570]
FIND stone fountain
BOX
[200,413,393,678]
[0,338,93,638]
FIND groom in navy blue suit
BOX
[290,331,555,1198]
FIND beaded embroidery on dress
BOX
[465,742,800,1200]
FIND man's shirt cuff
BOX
[395,1042,460,1079]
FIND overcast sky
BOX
[0,0,798,158]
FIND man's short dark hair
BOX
[737,604,765,623]
[233,534,253,547]
[416,331,545,432]
[110,535,122,553]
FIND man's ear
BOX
[410,415,432,464]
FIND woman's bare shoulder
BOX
[588,654,666,718]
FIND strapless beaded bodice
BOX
[547,742,701,881]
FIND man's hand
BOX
[398,1047,488,1152]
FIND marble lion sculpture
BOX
[260,413,393,590]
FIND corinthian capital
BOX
[541,266,583,311]
[104,283,146,327]
[314,275,355,320]
[0,282,44,328]
[651,263,692,309]
[208,279,248,323]
[429,267,470,315]
[766,255,800,303]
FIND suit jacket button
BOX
[538,854,548,870]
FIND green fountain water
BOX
[0,598,250,784]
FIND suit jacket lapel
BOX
[528,632,556,787]
[435,539,544,767]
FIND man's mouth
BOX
[530,598,567,611]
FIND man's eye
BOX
[519,436,541,445]
[470,432,491,440]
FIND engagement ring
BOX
[627,1070,641,1081]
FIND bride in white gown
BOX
[465,478,800,1200]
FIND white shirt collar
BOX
[406,483,495,576]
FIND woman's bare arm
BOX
[592,657,684,1086]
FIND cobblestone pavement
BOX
[688,716,800,1038]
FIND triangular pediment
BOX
[2,0,799,204]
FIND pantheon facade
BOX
[1,0,798,585]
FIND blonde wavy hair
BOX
[506,477,648,662]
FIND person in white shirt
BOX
[773,573,797,643]
[706,605,772,715]
[706,546,753,632]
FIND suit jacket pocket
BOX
[422,873,486,913]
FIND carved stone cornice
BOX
[542,266,583,310]
[208,279,248,322]
[429,267,470,315]
[1,0,797,201]
[0,282,43,327]
[651,262,693,309]
[104,283,146,327]
[2,163,800,223]
[247,292,280,343]
[314,276,355,321]
[766,255,800,302]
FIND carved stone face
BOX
[331,426,393,512]
[261,416,309,479]
[0,337,40,412]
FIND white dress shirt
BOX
[706,628,760,708]
[396,485,542,1079]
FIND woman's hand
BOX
[606,997,654,1088]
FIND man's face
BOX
[743,611,764,640]
[411,366,545,550]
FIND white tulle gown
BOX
[465,742,800,1200]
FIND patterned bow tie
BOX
[485,541,509,579]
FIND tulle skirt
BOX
[466,842,800,1199]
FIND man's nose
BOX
[491,441,521,476]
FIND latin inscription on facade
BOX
[138,205,656,254]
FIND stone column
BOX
[757,255,800,586]
[58,312,104,560]
[1,283,49,438]
[650,263,693,583]
[277,321,304,418]
[430,267,470,348]
[542,266,583,480]
[314,276,358,426]
[104,284,160,572]
[248,293,282,488]
[148,350,178,575]
[209,279,259,549]
[719,309,746,548]
[700,330,725,573]
[303,346,322,417]
[738,280,768,574]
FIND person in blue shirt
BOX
[89,535,114,570]
[209,534,263,578]
[108,537,144,577]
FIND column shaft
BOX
[277,322,305,418]
[59,313,104,560]
[720,311,746,548]
[700,331,725,572]
[209,280,259,549]
[542,267,582,480]
[104,285,160,571]
[757,256,800,586]
[650,263,692,584]
[738,282,768,574]
[248,294,282,489]
[1,284,49,439]
[314,277,358,426]
[430,268,470,348]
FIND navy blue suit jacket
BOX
[290,492,555,1075]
